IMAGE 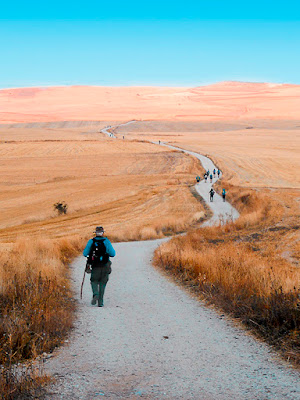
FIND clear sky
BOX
[1,1,300,88]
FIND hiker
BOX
[210,174,213,183]
[209,188,215,202]
[196,175,201,183]
[217,169,220,178]
[159,140,161,145]
[222,188,226,202]
[213,168,216,177]
[204,174,207,183]
[83,226,116,307]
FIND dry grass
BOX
[154,186,300,364]
[0,236,83,398]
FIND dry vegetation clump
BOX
[0,363,49,400]
[154,187,300,364]
[0,236,83,398]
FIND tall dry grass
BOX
[154,187,300,364]
[110,211,205,242]
[0,236,83,398]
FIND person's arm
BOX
[83,239,93,257]
[104,238,116,257]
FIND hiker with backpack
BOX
[83,226,116,307]
[196,175,201,183]
[209,188,215,202]
[222,188,226,202]
[217,169,221,178]
[210,174,213,183]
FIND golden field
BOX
[114,119,300,189]
[0,122,205,244]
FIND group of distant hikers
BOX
[202,168,221,183]
[196,168,226,203]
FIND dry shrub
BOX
[0,236,83,398]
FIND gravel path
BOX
[44,126,299,399]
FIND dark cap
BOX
[94,226,104,233]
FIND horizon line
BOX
[0,80,297,91]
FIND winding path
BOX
[44,123,299,399]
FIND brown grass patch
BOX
[0,236,83,398]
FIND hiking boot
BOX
[91,295,98,305]
[98,298,103,307]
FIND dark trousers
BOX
[90,262,112,305]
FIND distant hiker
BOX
[217,169,220,178]
[204,174,208,183]
[159,140,161,145]
[207,169,210,176]
[83,226,116,307]
[222,188,226,202]
[213,168,216,177]
[210,174,213,183]
[123,136,125,139]
[209,188,215,202]
[196,175,201,183]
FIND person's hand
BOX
[85,264,92,274]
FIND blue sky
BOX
[0,1,300,88]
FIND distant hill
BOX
[1,81,299,124]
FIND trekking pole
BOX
[80,269,86,299]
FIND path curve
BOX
[101,121,137,138]
[44,123,299,399]
[157,142,239,226]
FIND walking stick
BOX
[80,269,86,299]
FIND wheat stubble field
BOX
[0,122,204,244]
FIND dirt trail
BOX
[44,124,299,399]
